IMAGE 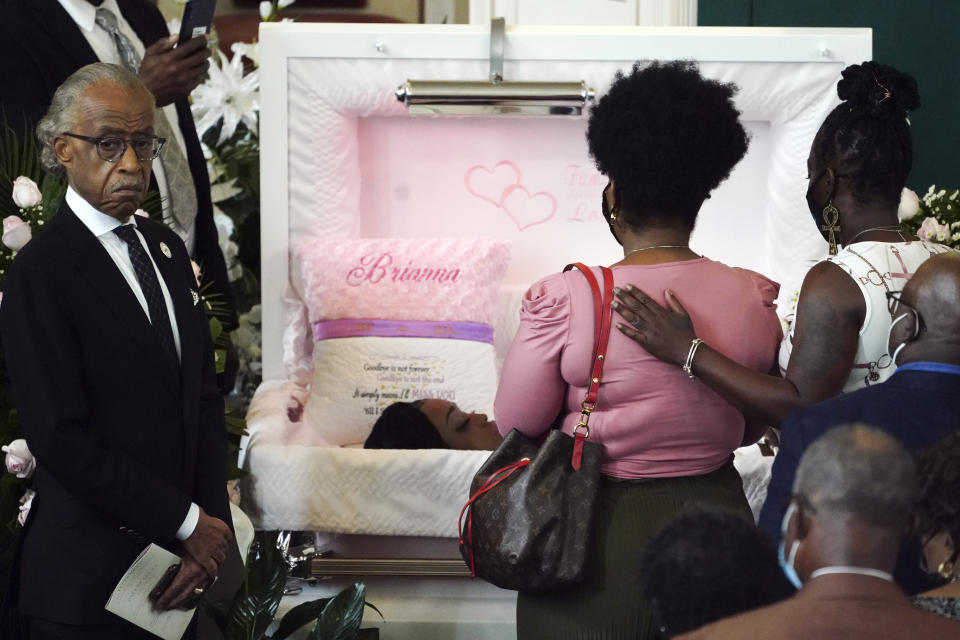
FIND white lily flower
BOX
[191,48,260,145]
[278,0,296,7]
[259,1,273,20]
[231,41,260,68]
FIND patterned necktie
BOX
[94,7,199,234]
[113,224,180,372]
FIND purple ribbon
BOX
[314,318,494,344]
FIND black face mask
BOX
[602,183,622,246]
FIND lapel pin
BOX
[191,290,200,306]
[159,242,172,258]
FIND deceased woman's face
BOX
[418,399,503,450]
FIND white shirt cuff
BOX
[175,502,200,540]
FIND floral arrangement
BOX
[899,185,960,249]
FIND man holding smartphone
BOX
[0,0,239,390]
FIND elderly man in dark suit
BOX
[0,0,238,388]
[0,63,232,640]
[758,251,960,593]
[679,425,960,640]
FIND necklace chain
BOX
[847,225,906,244]
[624,244,689,257]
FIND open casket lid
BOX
[259,23,871,381]
[248,24,871,537]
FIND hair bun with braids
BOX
[837,61,921,117]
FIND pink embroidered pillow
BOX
[294,238,510,324]
[294,238,511,445]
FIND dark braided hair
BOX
[913,432,960,551]
[586,60,748,232]
[812,61,921,207]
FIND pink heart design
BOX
[501,184,556,231]
[464,161,522,207]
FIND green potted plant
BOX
[205,532,380,640]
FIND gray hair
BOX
[36,63,153,177]
[793,424,917,529]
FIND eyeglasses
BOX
[62,132,166,162]
[885,291,927,332]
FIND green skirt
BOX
[515,459,752,640]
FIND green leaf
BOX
[225,414,248,436]
[224,533,289,640]
[310,583,366,640]
[270,597,333,640]
[209,316,224,342]
[215,349,227,374]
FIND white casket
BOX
[246,23,870,637]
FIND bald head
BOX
[904,252,960,336]
[794,424,916,530]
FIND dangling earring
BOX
[822,201,841,255]
[938,558,955,581]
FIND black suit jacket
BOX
[0,0,237,334]
[757,367,960,593]
[0,204,230,624]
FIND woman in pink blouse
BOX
[494,61,782,640]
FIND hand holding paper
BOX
[105,544,195,640]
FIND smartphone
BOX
[149,563,180,601]
[178,0,217,44]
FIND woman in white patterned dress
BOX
[611,61,953,426]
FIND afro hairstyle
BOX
[586,60,749,232]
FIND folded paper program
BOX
[314,319,494,344]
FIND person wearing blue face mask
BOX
[678,425,960,640]
[757,252,960,595]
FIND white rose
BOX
[897,188,920,221]
[11,176,42,209]
[2,215,32,251]
[3,439,36,479]
[259,1,273,19]
[918,217,942,241]
[17,489,35,527]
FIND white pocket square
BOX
[191,290,200,306]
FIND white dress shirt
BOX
[67,187,199,540]
[57,0,196,256]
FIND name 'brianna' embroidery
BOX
[346,252,462,287]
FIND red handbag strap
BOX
[563,263,614,469]
[458,458,532,577]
